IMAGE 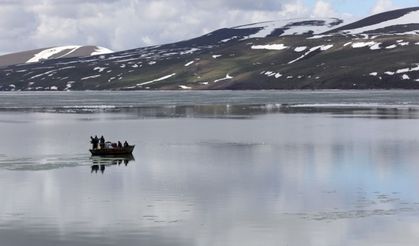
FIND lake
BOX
[1,91,419,246]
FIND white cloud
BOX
[0,0,305,54]
[312,0,336,18]
[0,0,409,54]
[278,1,310,18]
[371,0,396,14]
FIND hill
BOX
[0,7,418,91]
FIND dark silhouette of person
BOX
[100,136,105,149]
[118,141,122,148]
[90,135,99,149]
[123,141,129,148]
[100,165,105,174]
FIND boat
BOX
[90,145,135,156]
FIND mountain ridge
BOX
[0,7,418,91]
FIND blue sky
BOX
[0,0,418,54]
[303,0,418,16]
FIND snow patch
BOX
[212,55,222,59]
[137,73,176,86]
[179,85,192,89]
[220,36,237,43]
[184,61,194,67]
[81,75,101,80]
[30,70,55,79]
[27,46,80,63]
[369,72,378,76]
[288,45,333,64]
[180,48,200,55]
[264,71,275,77]
[251,44,288,51]
[402,74,410,80]
[351,42,375,48]
[351,41,382,50]
[385,45,397,49]
[91,46,113,56]
[396,64,419,74]
[294,46,307,52]
[93,67,106,73]
[66,81,75,89]
[214,74,233,83]
[370,43,382,50]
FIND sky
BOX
[0,0,418,54]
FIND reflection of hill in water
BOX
[113,104,419,120]
[4,103,419,119]
[90,155,135,174]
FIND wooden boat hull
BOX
[90,145,135,156]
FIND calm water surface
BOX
[1,91,419,246]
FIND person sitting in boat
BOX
[105,141,114,149]
[118,141,122,148]
[124,141,129,147]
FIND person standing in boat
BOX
[100,136,105,149]
[90,135,99,149]
[118,141,122,148]
[123,141,129,148]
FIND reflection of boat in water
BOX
[90,145,135,156]
[90,154,135,174]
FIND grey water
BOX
[2,91,419,245]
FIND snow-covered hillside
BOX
[235,18,344,38]
[0,8,418,91]
[27,45,113,63]
[327,7,419,35]
[0,45,113,67]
